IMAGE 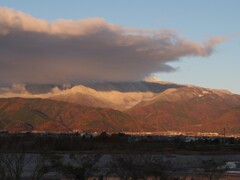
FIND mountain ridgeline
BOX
[1,79,240,134]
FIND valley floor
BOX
[1,153,240,179]
[0,133,240,179]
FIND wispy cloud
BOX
[0,7,226,84]
[0,83,63,98]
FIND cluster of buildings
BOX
[1,129,240,144]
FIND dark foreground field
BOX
[1,132,240,153]
[0,133,240,179]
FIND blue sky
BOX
[0,0,239,93]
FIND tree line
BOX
[0,152,228,180]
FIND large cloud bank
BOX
[0,7,225,84]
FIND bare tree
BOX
[196,158,228,180]
[57,153,101,180]
[109,154,173,180]
[0,151,63,180]
[0,164,8,180]
[143,155,173,180]
[110,154,145,180]
[0,152,31,180]
[31,152,56,180]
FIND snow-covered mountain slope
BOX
[1,78,240,133]
[50,85,157,110]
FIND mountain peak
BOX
[143,76,169,84]
[69,85,96,94]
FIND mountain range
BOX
[0,77,240,134]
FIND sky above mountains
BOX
[0,0,239,93]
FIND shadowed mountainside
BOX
[1,79,240,134]
[127,86,240,133]
[0,98,137,132]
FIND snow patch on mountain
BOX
[51,85,157,110]
[143,76,171,84]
